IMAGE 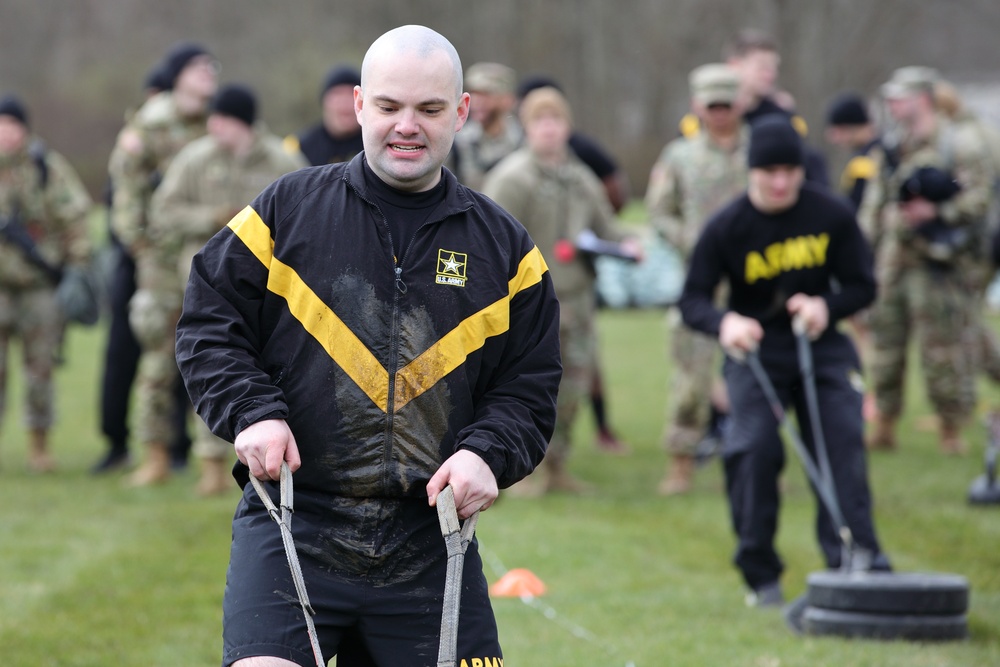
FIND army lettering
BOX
[744,233,830,285]
[458,658,503,667]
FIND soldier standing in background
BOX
[452,62,523,191]
[934,80,1000,388]
[0,95,92,472]
[645,64,748,495]
[286,65,364,167]
[107,41,219,485]
[146,84,306,495]
[824,92,881,212]
[859,66,997,454]
[483,86,641,494]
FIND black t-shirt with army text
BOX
[679,182,875,351]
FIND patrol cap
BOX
[465,62,516,95]
[881,66,939,99]
[519,86,573,127]
[826,92,869,127]
[689,63,740,106]
[320,64,361,99]
[0,94,28,127]
[162,41,212,89]
[210,84,256,126]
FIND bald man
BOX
[176,25,561,667]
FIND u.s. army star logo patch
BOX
[436,249,467,287]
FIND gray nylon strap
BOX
[250,462,325,667]
[436,485,479,667]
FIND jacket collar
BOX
[343,152,476,221]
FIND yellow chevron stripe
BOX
[228,207,390,408]
[230,209,548,413]
[394,246,548,410]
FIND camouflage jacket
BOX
[107,91,208,256]
[857,114,997,281]
[147,127,307,294]
[0,139,92,288]
[482,147,624,298]
[645,127,748,261]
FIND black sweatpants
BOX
[721,336,886,591]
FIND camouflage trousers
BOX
[869,266,975,423]
[547,290,597,468]
[663,313,722,456]
[0,286,61,430]
[129,281,230,459]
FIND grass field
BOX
[2,308,999,666]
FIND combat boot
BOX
[28,429,55,473]
[128,443,172,486]
[196,457,232,496]
[866,414,897,451]
[544,459,593,495]
[939,419,968,456]
[658,454,695,496]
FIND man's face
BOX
[0,116,27,155]
[175,55,220,100]
[207,114,250,152]
[885,93,921,127]
[523,110,571,161]
[748,164,804,214]
[468,90,510,127]
[733,49,780,100]
[355,49,469,192]
[323,84,361,137]
[696,100,742,136]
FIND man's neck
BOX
[173,89,208,118]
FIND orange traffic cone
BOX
[489,568,547,598]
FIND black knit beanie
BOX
[210,84,256,126]
[899,166,961,203]
[748,114,804,168]
[826,92,869,127]
[162,41,211,89]
[0,94,28,127]
[320,65,361,100]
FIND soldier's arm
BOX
[44,150,93,267]
[149,151,231,246]
[644,148,686,252]
[856,147,887,251]
[108,126,153,255]
[940,126,997,227]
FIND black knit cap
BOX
[516,74,563,100]
[321,65,361,99]
[144,62,173,93]
[162,41,211,89]
[210,84,256,126]
[826,92,869,127]
[899,166,961,203]
[0,94,28,127]
[748,114,804,169]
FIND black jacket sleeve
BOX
[678,221,727,336]
[822,211,877,321]
[455,240,562,489]
[176,206,288,443]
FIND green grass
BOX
[2,310,999,666]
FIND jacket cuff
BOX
[458,439,506,481]
[234,402,289,438]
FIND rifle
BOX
[0,206,63,284]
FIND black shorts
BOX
[221,487,502,667]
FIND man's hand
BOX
[719,311,764,361]
[234,419,301,481]
[899,197,937,229]
[786,293,829,340]
[427,449,498,520]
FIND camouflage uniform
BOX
[859,114,996,431]
[0,140,92,436]
[453,120,523,191]
[107,90,209,455]
[645,66,748,460]
[143,127,306,458]
[483,145,625,478]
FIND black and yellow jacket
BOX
[176,154,561,499]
